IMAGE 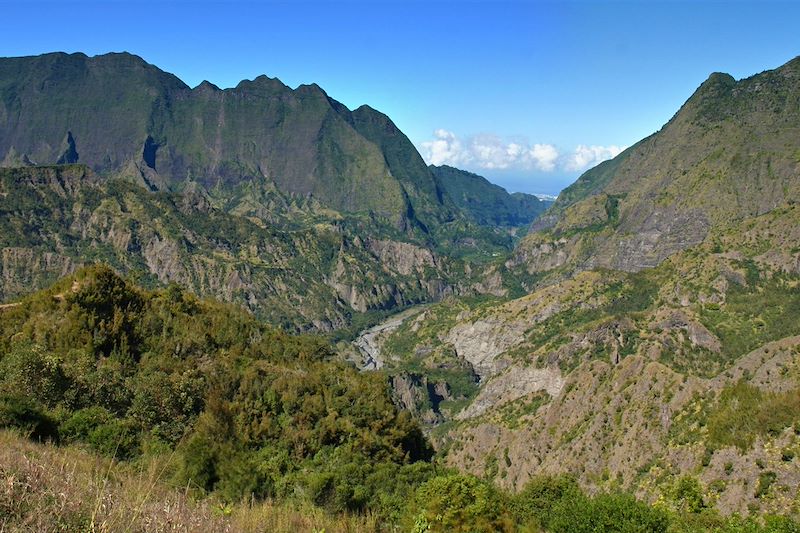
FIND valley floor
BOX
[353,305,426,370]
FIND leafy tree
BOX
[407,473,513,532]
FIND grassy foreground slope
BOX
[3,428,799,533]
[0,430,381,532]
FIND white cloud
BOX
[529,143,559,171]
[420,129,470,167]
[419,129,559,172]
[564,144,625,172]
[418,130,624,174]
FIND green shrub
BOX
[0,393,58,441]
[511,475,584,529]
[671,476,706,513]
[408,473,513,532]
[87,419,139,459]
[59,406,112,443]
[706,381,800,451]
[179,432,220,493]
[755,471,777,499]
[0,343,70,408]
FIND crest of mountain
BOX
[0,52,456,230]
[514,55,800,274]
[429,165,552,228]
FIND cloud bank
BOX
[418,129,625,174]
[563,144,626,172]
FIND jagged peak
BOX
[352,104,400,133]
[92,51,147,63]
[235,74,289,92]
[193,80,221,92]
[702,71,736,86]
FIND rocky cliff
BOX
[0,165,483,331]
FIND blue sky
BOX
[1,0,798,195]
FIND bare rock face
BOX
[0,247,76,301]
[445,319,526,379]
[446,356,703,491]
[507,236,574,273]
[442,271,606,380]
[366,238,438,276]
[443,336,800,516]
[391,373,444,426]
[592,209,711,272]
[652,310,722,353]
[457,365,565,420]
[469,265,507,297]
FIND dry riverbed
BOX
[353,306,426,370]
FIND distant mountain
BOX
[514,55,800,274]
[430,165,551,228]
[0,52,453,230]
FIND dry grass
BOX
[0,431,380,532]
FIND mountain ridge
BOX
[514,55,800,277]
[430,164,552,228]
[0,51,454,230]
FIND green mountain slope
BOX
[515,55,800,275]
[0,52,453,229]
[430,165,551,228]
[0,265,435,517]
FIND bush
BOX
[87,419,139,459]
[707,381,800,451]
[756,471,777,499]
[671,476,706,513]
[0,343,70,408]
[511,475,585,529]
[407,473,513,532]
[59,406,113,443]
[0,393,58,441]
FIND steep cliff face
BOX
[0,52,554,331]
[513,56,800,275]
[0,52,452,228]
[0,166,476,330]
